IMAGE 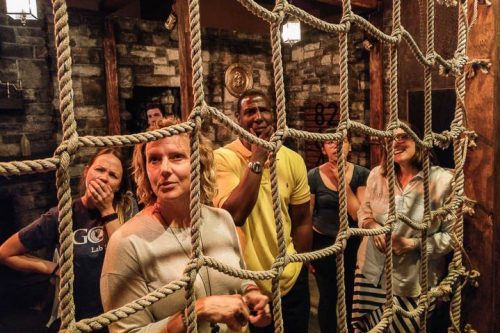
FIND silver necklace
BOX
[167,226,214,296]
[155,206,220,332]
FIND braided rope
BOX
[0,0,480,332]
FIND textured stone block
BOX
[0,42,33,58]
[0,26,16,42]
[153,65,176,76]
[291,47,304,62]
[118,67,133,88]
[304,50,316,59]
[304,42,320,51]
[74,64,102,77]
[81,78,105,105]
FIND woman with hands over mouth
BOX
[0,148,136,331]
[100,118,271,333]
[352,123,453,333]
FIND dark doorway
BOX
[408,89,455,169]
[125,86,181,133]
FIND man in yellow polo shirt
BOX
[214,89,312,333]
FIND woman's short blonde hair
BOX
[132,117,216,206]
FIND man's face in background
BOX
[147,108,163,127]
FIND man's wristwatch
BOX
[248,161,263,174]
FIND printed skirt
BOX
[351,271,435,333]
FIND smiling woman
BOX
[100,118,272,333]
[352,122,453,333]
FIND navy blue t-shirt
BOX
[19,198,105,320]
[308,164,370,237]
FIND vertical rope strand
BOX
[418,0,436,331]
[188,0,204,110]
[449,0,468,331]
[185,1,204,331]
[0,1,476,332]
[335,0,352,331]
[52,0,79,330]
[269,2,286,332]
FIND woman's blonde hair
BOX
[132,117,216,206]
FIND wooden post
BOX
[462,2,497,332]
[369,39,384,168]
[175,0,194,120]
[367,8,384,168]
[103,18,121,135]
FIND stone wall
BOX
[283,25,370,168]
[0,4,370,231]
[0,0,58,235]
[113,18,274,146]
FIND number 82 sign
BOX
[303,102,340,169]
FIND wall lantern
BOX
[6,0,38,25]
[281,18,301,45]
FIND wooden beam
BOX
[99,0,135,13]
[368,39,383,168]
[175,0,194,120]
[463,2,497,333]
[367,10,383,168]
[103,18,121,135]
[315,0,378,9]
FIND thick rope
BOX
[0,0,479,332]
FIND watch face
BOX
[250,161,262,174]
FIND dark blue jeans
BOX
[250,266,310,333]
[311,230,359,333]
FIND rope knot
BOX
[271,257,287,273]
[463,130,478,149]
[450,54,468,75]
[435,130,453,149]
[392,29,402,43]
[437,0,458,7]
[463,323,478,333]
[462,196,477,216]
[182,258,202,276]
[53,137,79,169]
[188,105,203,121]
[466,269,480,288]
[426,51,436,66]
[270,129,286,152]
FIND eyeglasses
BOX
[394,133,411,142]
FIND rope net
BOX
[0,0,481,332]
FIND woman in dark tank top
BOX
[308,131,369,333]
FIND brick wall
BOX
[0,4,370,230]
[283,25,370,168]
[0,0,57,233]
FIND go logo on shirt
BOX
[73,226,105,253]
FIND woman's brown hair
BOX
[132,117,216,206]
[380,121,436,177]
[80,148,134,223]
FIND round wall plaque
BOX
[224,64,253,97]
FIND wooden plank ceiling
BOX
[90,0,378,21]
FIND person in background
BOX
[146,103,164,128]
[308,130,369,333]
[101,118,271,333]
[213,89,312,333]
[352,123,453,332]
[0,148,136,332]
